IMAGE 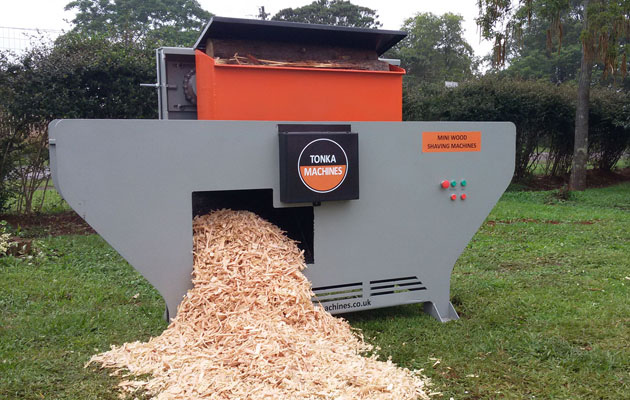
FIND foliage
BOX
[272,0,381,28]
[476,0,630,190]
[10,123,51,215]
[477,0,579,66]
[65,0,212,46]
[0,116,18,212]
[499,3,630,87]
[4,33,156,122]
[2,184,630,398]
[0,221,12,255]
[0,59,48,214]
[504,17,584,83]
[0,32,157,213]
[0,55,20,211]
[588,88,630,170]
[391,13,476,85]
[582,0,630,77]
[403,78,630,180]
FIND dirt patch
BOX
[524,175,567,191]
[586,167,630,188]
[0,211,94,237]
[523,167,630,190]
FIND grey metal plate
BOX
[49,120,515,321]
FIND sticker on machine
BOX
[298,138,348,193]
[422,131,481,152]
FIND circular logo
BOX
[297,139,348,193]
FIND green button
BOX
[461,180,467,187]
[450,180,457,187]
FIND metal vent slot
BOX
[312,282,362,303]
[370,276,426,296]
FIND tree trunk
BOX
[569,3,592,191]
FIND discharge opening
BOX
[192,189,314,263]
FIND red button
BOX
[461,194,467,200]
[441,180,450,189]
[450,194,457,201]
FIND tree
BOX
[393,13,476,85]
[477,0,630,190]
[272,0,381,28]
[65,0,212,46]
[504,16,583,83]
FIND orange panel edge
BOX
[195,50,215,120]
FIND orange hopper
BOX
[193,17,407,122]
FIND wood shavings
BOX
[215,53,376,70]
[88,209,431,399]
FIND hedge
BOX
[403,78,630,181]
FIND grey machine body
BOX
[49,118,515,322]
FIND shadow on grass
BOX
[340,303,430,323]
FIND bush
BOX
[0,112,19,211]
[5,33,157,121]
[588,89,630,171]
[0,33,157,213]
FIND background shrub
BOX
[403,78,630,181]
[0,33,156,213]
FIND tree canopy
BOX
[503,15,583,83]
[477,0,630,190]
[64,0,212,46]
[477,0,630,77]
[271,0,381,28]
[392,13,476,85]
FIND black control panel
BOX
[279,124,359,203]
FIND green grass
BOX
[1,183,629,399]
[614,156,630,170]
[0,236,166,399]
[349,183,630,399]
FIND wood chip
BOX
[214,53,379,70]
[88,210,431,399]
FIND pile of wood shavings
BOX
[88,209,430,399]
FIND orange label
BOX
[300,165,347,192]
[422,131,481,152]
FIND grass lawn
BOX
[1,183,629,399]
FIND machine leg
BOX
[163,304,170,322]
[423,301,459,322]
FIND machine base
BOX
[423,301,459,322]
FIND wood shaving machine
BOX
[49,17,515,322]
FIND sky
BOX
[0,0,492,56]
